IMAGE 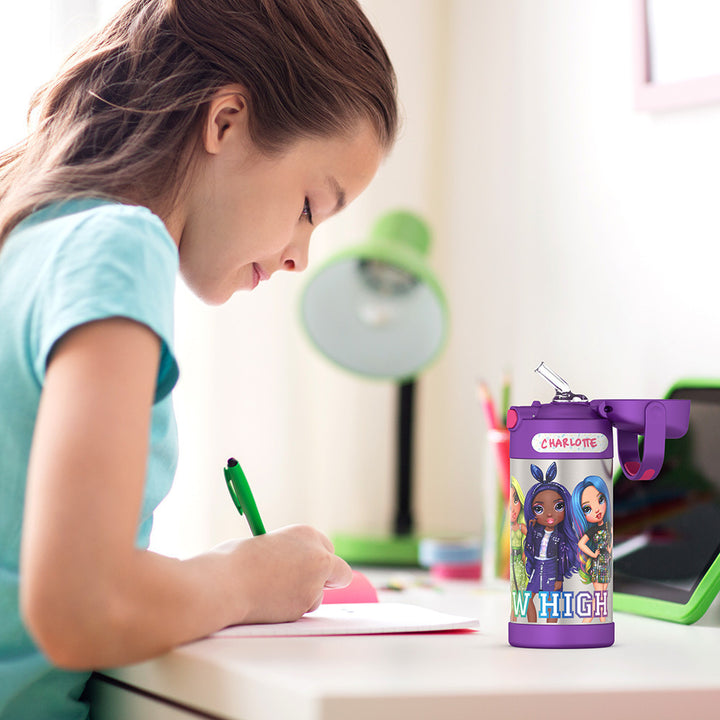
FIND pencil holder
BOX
[507,363,690,648]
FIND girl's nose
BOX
[282,233,310,273]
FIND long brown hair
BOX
[0,0,398,244]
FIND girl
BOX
[523,463,579,623]
[0,0,398,716]
[571,475,613,622]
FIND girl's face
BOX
[531,489,565,528]
[171,90,384,305]
[510,489,522,522]
[580,485,607,524]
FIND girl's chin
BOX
[179,268,237,305]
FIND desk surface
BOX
[94,572,720,720]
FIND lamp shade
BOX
[300,210,448,381]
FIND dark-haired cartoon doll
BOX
[523,462,579,623]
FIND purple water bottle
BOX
[506,363,690,648]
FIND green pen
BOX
[223,457,266,536]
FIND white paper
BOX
[210,603,479,638]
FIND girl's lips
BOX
[251,263,270,289]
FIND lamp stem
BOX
[395,379,415,536]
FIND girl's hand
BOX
[211,525,352,625]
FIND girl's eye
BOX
[554,502,565,512]
[301,197,313,224]
[598,494,606,506]
[583,505,592,515]
[533,505,544,516]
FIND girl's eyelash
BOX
[301,197,313,224]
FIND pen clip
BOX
[225,473,246,515]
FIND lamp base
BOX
[331,532,420,566]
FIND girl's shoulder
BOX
[7,198,178,277]
[25,198,173,249]
[2,198,180,399]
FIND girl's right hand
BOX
[211,525,352,626]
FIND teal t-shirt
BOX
[0,199,180,718]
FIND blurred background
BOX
[3,1,720,558]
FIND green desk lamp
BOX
[300,210,449,565]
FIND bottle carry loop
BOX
[616,402,666,481]
[592,399,691,482]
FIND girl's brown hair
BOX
[0,0,398,244]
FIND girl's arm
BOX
[20,317,350,670]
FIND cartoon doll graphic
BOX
[571,475,612,622]
[509,476,528,621]
[523,462,579,623]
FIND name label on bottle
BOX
[531,432,609,453]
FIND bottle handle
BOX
[616,401,667,481]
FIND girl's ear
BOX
[203,84,250,155]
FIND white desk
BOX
[88,572,720,720]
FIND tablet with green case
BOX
[613,379,720,623]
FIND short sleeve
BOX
[32,204,179,402]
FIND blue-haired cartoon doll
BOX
[523,462,579,623]
[570,475,612,622]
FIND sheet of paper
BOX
[210,603,479,638]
